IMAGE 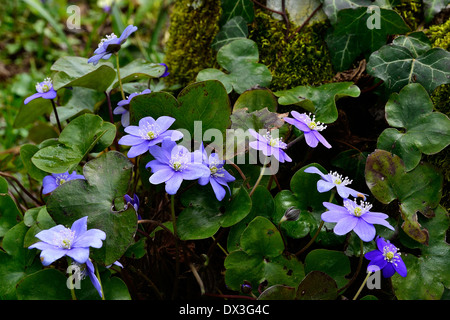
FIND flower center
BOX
[147,131,156,139]
[140,123,160,140]
[98,33,117,48]
[329,171,352,187]
[344,200,372,217]
[172,161,182,171]
[382,245,401,266]
[36,78,53,93]
[54,228,76,249]
[304,113,327,132]
[56,174,69,186]
[210,166,218,175]
[169,149,189,172]
[264,134,286,149]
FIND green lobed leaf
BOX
[13,96,53,129]
[274,82,360,123]
[176,184,252,240]
[16,269,72,300]
[304,249,351,288]
[31,114,116,173]
[365,149,443,244]
[129,80,232,138]
[0,179,22,238]
[219,0,255,25]
[197,39,272,94]
[321,0,372,24]
[295,271,338,300]
[377,83,450,171]
[51,56,116,92]
[233,88,278,113]
[422,0,450,23]
[212,16,249,51]
[46,151,137,265]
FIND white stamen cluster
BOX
[139,123,160,140]
[329,171,352,186]
[98,33,117,48]
[305,113,327,132]
[208,157,225,177]
[344,200,373,217]
[169,150,189,172]
[264,133,287,149]
[382,245,401,267]
[54,228,76,249]
[35,78,53,93]
[56,174,70,186]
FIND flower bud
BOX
[280,206,300,223]
[241,281,252,294]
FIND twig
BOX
[0,171,43,207]
[189,263,205,296]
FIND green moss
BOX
[163,0,221,88]
[424,16,450,212]
[248,9,334,93]
[393,0,424,30]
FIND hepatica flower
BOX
[124,193,141,219]
[365,237,407,278]
[248,128,292,163]
[145,138,209,195]
[322,199,394,242]
[304,166,367,200]
[196,143,235,201]
[88,25,138,65]
[159,63,170,78]
[42,171,85,195]
[24,77,57,104]
[28,216,106,266]
[114,89,151,127]
[118,116,183,158]
[284,111,331,149]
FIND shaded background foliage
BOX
[0,0,449,301]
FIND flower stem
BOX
[295,190,336,256]
[171,194,180,299]
[249,163,266,197]
[50,99,62,133]
[353,271,372,300]
[338,239,364,294]
[95,262,105,300]
[115,53,125,100]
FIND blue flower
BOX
[42,171,85,195]
[321,199,394,242]
[24,77,57,104]
[304,166,367,200]
[159,63,170,78]
[113,89,151,127]
[88,25,138,65]
[145,138,209,195]
[248,128,292,163]
[195,143,235,201]
[28,216,106,266]
[118,116,183,158]
[124,193,141,219]
[365,236,407,278]
[85,258,103,297]
[284,111,331,149]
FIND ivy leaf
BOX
[326,7,410,71]
[422,0,450,23]
[392,205,450,300]
[219,0,254,25]
[320,0,372,24]
[31,114,116,173]
[365,149,443,245]
[212,16,249,51]
[46,151,137,266]
[391,31,432,58]
[50,56,116,92]
[366,39,450,93]
[274,82,360,123]
[196,39,272,94]
[377,83,450,171]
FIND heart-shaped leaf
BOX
[129,80,232,138]
[274,82,361,123]
[377,83,450,171]
[46,151,137,265]
[365,149,443,244]
[31,114,116,173]
[295,271,338,300]
[304,249,351,288]
[196,39,272,94]
[13,96,53,129]
[16,269,72,300]
[233,88,278,113]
